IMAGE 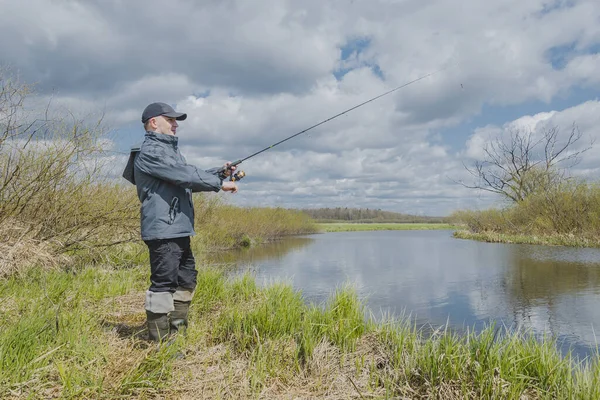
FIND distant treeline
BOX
[300,207,447,223]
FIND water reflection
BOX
[225,230,600,359]
[504,247,600,357]
[201,236,315,266]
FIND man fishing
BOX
[123,102,238,342]
[121,68,445,342]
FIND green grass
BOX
[319,222,457,232]
[453,229,600,247]
[0,265,149,398]
[1,264,599,399]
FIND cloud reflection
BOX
[231,231,600,359]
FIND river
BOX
[208,230,600,360]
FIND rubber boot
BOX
[170,300,190,333]
[146,311,170,342]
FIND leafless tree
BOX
[460,124,593,202]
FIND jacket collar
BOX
[145,130,178,146]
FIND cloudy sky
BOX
[2,0,599,216]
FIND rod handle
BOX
[217,159,243,174]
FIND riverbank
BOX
[319,222,456,232]
[1,264,599,399]
[450,181,600,248]
[453,229,600,248]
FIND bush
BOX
[0,71,139,274]
[451,179,600,245]
[192,194,318,251]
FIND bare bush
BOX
[461,125,593,202]
[0,69,138,272]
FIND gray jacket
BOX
[123,131,223,241]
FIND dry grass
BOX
[0,221,69,278]
[450,180,600,247]
[167,334,389,399]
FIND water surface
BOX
[209,230,600,359]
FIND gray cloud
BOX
[0,0,341,96]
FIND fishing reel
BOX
[230,170,245,182]
[218,163,245,182]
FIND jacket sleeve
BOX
[134,146,223,192]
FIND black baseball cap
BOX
[141,102,187,123]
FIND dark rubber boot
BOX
[170,300,190,333]
[146,311,170,342]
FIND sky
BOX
[1,0,599,216]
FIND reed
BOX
[192,195,318,251]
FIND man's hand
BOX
[221,181,238,193]
[222,162,236,177]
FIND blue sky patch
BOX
[371,64,384,80]
[438,86,600,151]
[333,67,353,80]
[545,42,577,70]
[535,0,575,17]
[340,37,371,60]
[335,36,384,81]
[192,89,211,98]
[546,41,600,70]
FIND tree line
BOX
[300,207,447,223]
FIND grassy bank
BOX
[453,230,600,247]
[1,264,599,399]
[451,180,600,247]
[193,197,319,251]
[320,222,456,232]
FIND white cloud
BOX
[1,0,600,215]
[566,53,600,84]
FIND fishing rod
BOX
[221,66,450,182]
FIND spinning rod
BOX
[222,65,452,182]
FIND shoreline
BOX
[453,229,600,248]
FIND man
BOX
[123,102,238,342]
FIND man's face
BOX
[152,116,179,135]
